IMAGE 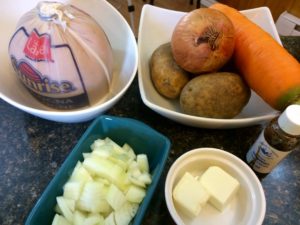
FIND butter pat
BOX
[200,166,240,211]
[173,172,210,217]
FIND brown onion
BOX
[171,8,235,74]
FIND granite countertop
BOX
[0,37,299,225]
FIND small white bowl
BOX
[165,148,266,225]
[0,0,137,123]
[138,5,280,129]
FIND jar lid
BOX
[278,104,300,136]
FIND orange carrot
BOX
[210,3,300,111]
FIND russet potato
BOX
[180,72,251,118]
[150,42,190,99]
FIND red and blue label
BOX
[9,27,89,109]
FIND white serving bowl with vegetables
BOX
[138,5,280,129]
[25,115,171,225]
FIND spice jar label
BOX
[246,132,292,174]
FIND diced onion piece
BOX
[94,177,111,186]
[136,154,149,173]
[77,181,111,213]
[108,152,132,170]
[104,137,124,154]
[63,181,83,201]
[104,212,116,225]
[91,149,111,159]
[69,162,93,183]
[82,153,92,159]
[128,175,146,188]
[138,173,152,185]
[106,184,126,211]
[83,157,126,190]
[54,204,62,214]
[82,213,105,225]
[56,197,74,222]
[114,202,139,225]
[122,143,136,161]
[125,185,146,204]
[73,210,86,225]
[91,139,106,149]
[52,214,71,225]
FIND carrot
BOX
[210,3,300,111]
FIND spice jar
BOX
[246,104,300,176]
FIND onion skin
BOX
[171,8,235,74]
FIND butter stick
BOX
[200,166,240,211]
[172,172,210,217]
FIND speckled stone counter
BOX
[0,37,299,225]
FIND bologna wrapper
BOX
[8,1,114,110]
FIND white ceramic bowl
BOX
[0,0,138,123]
[138,5,280,129]
[165,148,266,225]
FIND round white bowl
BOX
[0,0,137,123]
[165,148,266,225]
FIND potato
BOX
[180,72,250,118]
[150,42,190,99]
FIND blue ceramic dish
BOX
[25,115,171,225]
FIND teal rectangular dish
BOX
[25,115,171,225]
